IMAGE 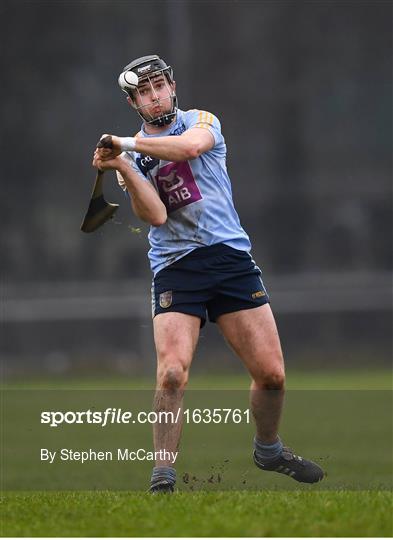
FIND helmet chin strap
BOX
[137,101,176,127]
[150,113,176,127]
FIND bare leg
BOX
[218,304,324,483]
[250,382,284,443]
[153,312,200,466]
[217,304,285,443]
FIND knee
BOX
[264,369,285,390]
[158,364,188,391]
[254,368,285,390]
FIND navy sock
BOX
[150,466,176,487]
[254,436,283,463]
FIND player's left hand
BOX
[96,133,123,160]
[92,147,124,171]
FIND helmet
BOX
[118,54,177,127]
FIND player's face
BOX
[133,75,175,122]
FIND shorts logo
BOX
[252,290,266,299]
[159,291,173,308]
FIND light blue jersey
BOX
[117,108,252,275]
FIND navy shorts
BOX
[151,243,270,326]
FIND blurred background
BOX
[1,0,391,378]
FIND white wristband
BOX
[119,137,136,152]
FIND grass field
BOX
[4,368,391,390]
[2,369,392,537]
[2,491,392,537]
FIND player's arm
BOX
[119,160,167,226]
[92,151,167,227]
[132,128,215,161]
[98,128,215,163]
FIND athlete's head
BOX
[118,54,177,127]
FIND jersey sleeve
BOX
[184,109,224,147]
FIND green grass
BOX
[2,370,392,536]
[1,491,392,537]
[3,368,392,390]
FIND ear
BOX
[126,96,133,107]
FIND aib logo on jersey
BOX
[156,162,202,213]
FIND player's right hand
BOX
[92,148,124,171]
[96,133,123,160]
